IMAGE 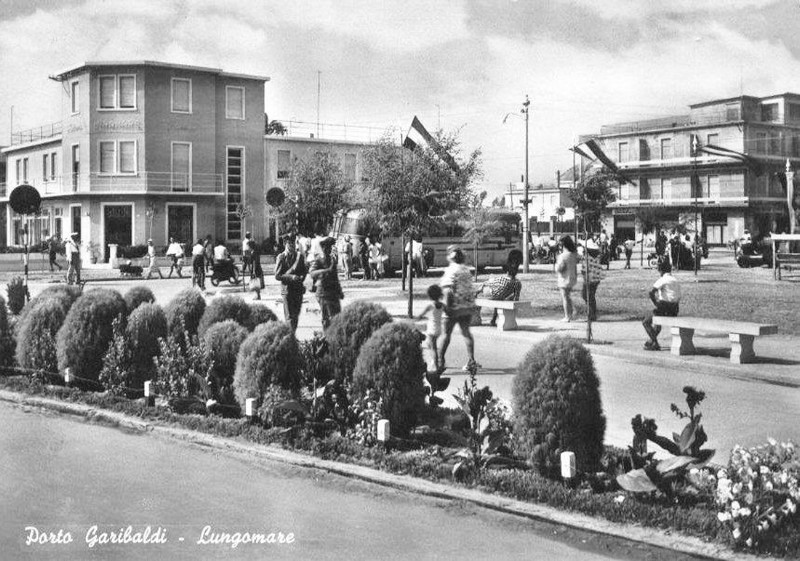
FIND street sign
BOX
[9,184,41,215]
[266,187,286,207]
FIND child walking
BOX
[416,284,445,372]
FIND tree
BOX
[234,203,253,233]
[461,192,502,280]
[264,114,287,136]
[491,195,506,207]
[280,151,353,236]
[568,169,618,235]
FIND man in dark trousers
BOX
[274,234,308,331]
[309,236,344,329]
[48,235,63,272]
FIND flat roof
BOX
[50,60,269,82]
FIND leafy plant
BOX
[203,320,250,413]
[124,285,156,313]
[153,320,212,411]
[617,386,715,497]
[452,364,519,480]
[6,276,28,315]
[325,301,392,384]
[298,332,333,389]
[198,294,253,337]
[249,304,278,329]
[164,287,206,345]
[0,295,14,368]
[99,316,135,397]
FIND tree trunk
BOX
[474,242,479,281]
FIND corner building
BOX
[1,61,267,259]
[583,93,798,245]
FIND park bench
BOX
[652,316,778,364]
[474,298,531,331]
[776,252,800,280]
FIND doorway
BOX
[167,204,195,245]
[103,204,133,261]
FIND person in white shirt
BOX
[144,239,164,280]
[166,237,184,278]
[642,260,681,351]
[214,240,231,263]
[242,232,253,276]
[191,239,206,290]
[65,232,81,285]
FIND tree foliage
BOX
[362,131,482,237]
[265,118,288,136]
[568,169,618,234]
[280,151,354,236]
[461,191,503,278]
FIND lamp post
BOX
[522,95,531,274]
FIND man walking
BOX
[438,245,479,372]
[275,234,308,331]
[581,239,605,321]
[65,232,81,285]
[623,237,637,269]
[642,260,681,351]
[48,235,63,272]
[309,236,344,329]
[166,237,184,278]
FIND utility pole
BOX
[316,71,321,138]
[692,134,699,276]
[522,95,531,273]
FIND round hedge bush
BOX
[233,321,302,408]
[56,288,128,384]
[198,295,253,337]
[124,286,156,313]
[165,287,206,341]
[249,304,278,329]
[324,301,392,383]
[512,335,606,478]
[27,285,83,310]
[126,303,167,385]
[203,320,250,408]
[15,295,73,373]
[351,322,426,437]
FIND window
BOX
[618,142,629,163]
[98,74,136,110]
[638,139,650,161]
[43,154,49,181]
[119,141,136,174]
[17,157,29,183]
[171,143,191,191]
[344,153,356,181]
[755,132,767,154]
[277,150,291,179]
[639,178,651,200]
[99,76,116,109]
[790,104,800,122]
[660,138,672,160]
[226,86,245,119]
[226,147,244,240]
[171,78,191,113]
[707,175,720,200]
[660,178,672,201]
[761,103,778,122]
[100,142,115,174]
[706,133,719,147]
[50,152,57,180]
[15,159,20,184]
[726,103,740,121]
[71,81,79,113]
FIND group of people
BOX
[652,230,707,270]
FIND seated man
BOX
[642,260,681,351]
[478,250,523,326]
[213,240,231,264]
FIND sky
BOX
[2,0,800,200]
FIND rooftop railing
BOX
[10,121,63,145]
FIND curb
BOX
[0,389,758,561]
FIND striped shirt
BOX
[582,253,605,284]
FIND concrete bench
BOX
[475,298,531,331]
[652,316,778,364]
[777,253,800,279]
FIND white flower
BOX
[739,507,752,517]
[745,493,754,505]
[746,538,753,548]
[718,512,732,522]
[717,469,728,479]
[689,467,699,475]
[733,528,742,540]
[731,501,741,511]
[614,495,625,504]
[781,472,789,485]
[765,481,774,492]
[760,465,770,475]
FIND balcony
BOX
[1,172,224,199]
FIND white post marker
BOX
[561,451,576,480]
[64,367,72,385]
[377,419,390,443]
[245,398,256,418]
[144,380,154,406]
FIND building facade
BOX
[0,61,268,260]
[581,93,799,245]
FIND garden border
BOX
[0,388,757,561]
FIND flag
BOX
[570,139,631,184]
[403,116,459,172]
[698,144,764,175]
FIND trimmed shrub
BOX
[351,322,426,438]
[126,303,167,384]
[0,295,14,367]
[249,304,278,329]
[15,295,73,372]
[164,287,206,342]
[27,285,82,312]
[512,335,606,478]
[6,276,28,315]
[324,301,392,383]
[203,320,249,410]
[124,286,156,313]
[233,322,302,409]
[99,316,134,397]
[56,288,127,384]
[198,295,253,337]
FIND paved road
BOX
[0,402,701,561]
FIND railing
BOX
[271,120,384,143]
[11,121,63,145]
[1,172,223,197]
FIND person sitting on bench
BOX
[643,260,681,351]
[477,249,523,327]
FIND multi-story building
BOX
[0,60,268,260]
[506,180,575,235]
[581,93,799,245]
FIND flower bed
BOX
[2,288,800,556]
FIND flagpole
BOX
[522,95,531,274]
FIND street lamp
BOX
[503,95,532,273]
